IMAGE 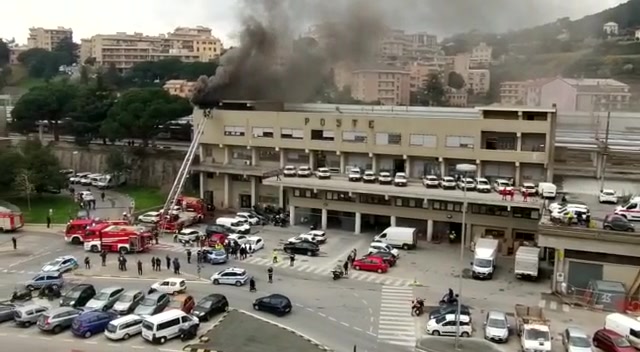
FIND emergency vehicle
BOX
[157,197,205,233]
[0,207,24,232]
[176,196,206,218]
[64,219,129,244]
[83,225,153,254]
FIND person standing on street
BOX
[151,257,156,271]
[101,250,107,266]
[122,256,128,271]
[272,250,278,263]
[289,253,295,267]
[155,257,162,272]
[186,249,192,264]
[166,255,171,270]
[137,260,143,275]
[11,237,16,250]
[267,267,273,283]
[101,192,105,202]
[46,215,51,229]
[84,256,91,269]
[117,256,123,271]
[343,260,349,276]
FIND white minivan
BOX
[215,217,251,233]
[374,226,417,250]
[105,314,144,341]
[606,313,640,348]
[141,310,199,345]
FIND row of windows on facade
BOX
[292,189,540,220]
[225,126,474,148]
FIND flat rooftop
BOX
[538,221,640,257]
[183,309,332,352]
[263,176,542,209]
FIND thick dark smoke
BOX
[191,0,387,107]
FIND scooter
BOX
[331,269,345,280]
[439,293,459,306]
[411,298,425,316]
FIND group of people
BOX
[149,255,181,274]
[334,248,358,275]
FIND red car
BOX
[353,256,389,273]
[593,329,636,352]
[208,233,228,246]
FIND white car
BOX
[368,242,400,257]
[475,177,491,193]
[362,170,377,183]
[440,176,456,189]
[70,172,91,184]
[138,211,161,223]
[236,212,260,225]
[520,183,537,195]
[79,191,94,201]
[599,189,618,204]
[244,236,264,252]
[227,233,250,245]
[393,172,408,187]
[548,202,587,213]
[378,172,393,184]
[288,230,327,244]
[457,178,476,191]
[210,268,249,286]
[176,229,202,243]
[348,168,362,182]
[426,314,472,337]
[150,278,187,295]
[297,166,312,177]
[551,207,590,223]
[41,255,79,273]
[422,175,439,188]
[315,167,331,179]
[493,179,513,193]
[283,165,297,177]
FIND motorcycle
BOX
[331,269,345,280]
[439,293,459,306]
[411,298,425,316]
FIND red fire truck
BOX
[157,197,205,233]
[65,219,129,244]
[176,196,206,219]
[0,207,24,232]
[83,225,153,254]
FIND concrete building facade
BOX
[27,27,73,51]
[8,45,29,65]
[163,80,197,98]
[539,78,631,112]
[351,66,411,105]
[603,22,619,35]
[192,102,555,254]
[469,42,492,68]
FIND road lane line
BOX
[85,341,98,344]
[318,312,326,317]
[62,339,73,342]
[297,265,310,272]
[131,346,145,349]
[305,307,314,312]
[295,303,304,307]
[366,331,377,337]
[328,316,337,321]
[340,322,350,327]
[354,327,363,332]
[17,334,28,338]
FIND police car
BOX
[210,268,249,287]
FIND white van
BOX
[105,314,144,341]
[606,313,640,348]
[615,197,640,221]
[537,182,557,199]
[215,217,251,233]
[472,238,499,280]
[141,310,199,345]
[374,226,417,249]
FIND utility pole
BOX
[599,109,611,192]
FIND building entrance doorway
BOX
[393,159,406,175]
[239,194,252,208]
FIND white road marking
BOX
[340,322,350,327]
[295,303,304,307]
[562,304,571,312]
[305,307,314,312]
[550,301,557,310]
[538,299,545,308]
[84,341,98,344]
[375,277,385,283]
[131,346,145,349]
[297,265,310,272]
[366,331,377,337]
[354,327,363,332]
[377,285,416,347]
[328,317,337,321]
[318,312,326,317]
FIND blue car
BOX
[71,310,117,338]
[206,249,228,264]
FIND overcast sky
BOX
[1,0,629,46]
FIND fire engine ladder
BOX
[159,112,210,233]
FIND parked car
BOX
[393,172,408,187]
[104,314,144,341]
[0,303,16,323]
[520,183,538,195]
[211,268,250,286]
[37,307,81,334]
[561,326,593,352]
[368,242,400,257]
[60,284,96,308]
[244,236,264,252]
[14,304,48,327]
[150,278,186,295]
[41,255,78,273]
[138,211,161,223]
[283,165,297,177]
[176,229,202,244]
[428,303,471,319]
[476,177,492,193]
[422,175,439,188]
[603,214,635,232]
[378,172,393,184]
[348,168,362,182]
[287,230,327,244]
[133,292,170,317]
[71,310,118,338]
[205,224,234,236]
[227,233,250,245]
[483,310,509,343]
[440,176,456,189]
[426,314,472,337]
[205,249,229,264]
[599,189,619,204]
[111,290,145,315]
[493,179,513,193]
[457,178,476,191]
[315,167,331,179]
[283,240,320,256]
[296,166,312,177]
[25,271,64,291]
[85,287,125,311]
[192,294,229,321]
[353,256,389,273]
[367,251,397,267]
[592,328,636,352]
[362,170,377,183]
[253,294,292,317]
[165,294,195,314]
[235,212,260,225]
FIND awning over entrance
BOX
[192,163,280,177]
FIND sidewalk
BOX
[71,259,207,281]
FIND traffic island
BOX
[415,337,506,352]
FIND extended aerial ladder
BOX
[158,110,212,235]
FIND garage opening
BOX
[362,214,390,233]
[393,159,406,175]
[397,217,428,241]
[307,209,355,232]
[433,220,462,242]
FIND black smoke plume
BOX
[190,0,387,107]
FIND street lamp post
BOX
[454,163,477,350]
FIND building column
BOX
[223,174,230,208]
[321,209,328,230]
[309,150,315,169]
[439,157,445,177]
[405,156,411,176]
[354,212,362,235]
[199,172,205,199]
[371,154,377,173]
[476,160,482,178]
[250,177,257,205]
[339,153,346,173]
[289,205,296,226]
[390,215,397,227]
[279,148,285,168]
[552,249,560,293]
[426,220,434,242]
[278,184,284,208]
[251,148,257,166]
[516,132,522,152]
[223,146,230,165]
[514,162,521,186]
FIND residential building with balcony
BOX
[192,101,555,255]
[27,26,73,51]
[351,65,411,105]
[163,80,197,98]
[467,69,490,94]
[469,42,492,68]
[500,81,527,105]
[8,45,29,65]
[445,87,468,107]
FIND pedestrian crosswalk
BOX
[377,286,417,348]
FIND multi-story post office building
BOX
[193,101,556,255]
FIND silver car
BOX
[14,304,48,327]
[111,290,145,315]
[85,287,125,311]
[483,310,509,343]
[562,327,593,352]
[0,303,16,323]
[37,307,81,333]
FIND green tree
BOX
[0,148,24,190]
[68,83,115,145]
[447,71,466,90]
[413,73,447,107]
[0,39,9,66]
[19,139,65,193]
[53,37,79,65]
[17,48,64,80]
[79,65,90,85]
[103,63,122,89]
[84,57,97,66]
[0,65,11,91]
[11,82,78,140]
[14,169,35,210]
[101,88,192,146]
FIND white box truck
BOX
[374,227,418,250]
[514,246,540,280]
[471,238,499,280]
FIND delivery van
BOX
[374,227,417,250]
[472,238,499,280]
[514,246,540,280]
[537,182,557,199]
[605,313,640,349]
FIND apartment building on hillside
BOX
[27,27,73,51]
[469,42,492,68]
[540,78,631,112]
[500,78,553,105]
[192,101,555,254]
[80,27,223,71]
[351,65,411,105]
[8,45,29,65]
[163,80,197,98]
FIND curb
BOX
[182,309,333,352]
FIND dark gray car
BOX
[604,214,635,232]
[37,307,81,333]
[0,304,16,323]
[111,290,145,315]
[133,292,170,317]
